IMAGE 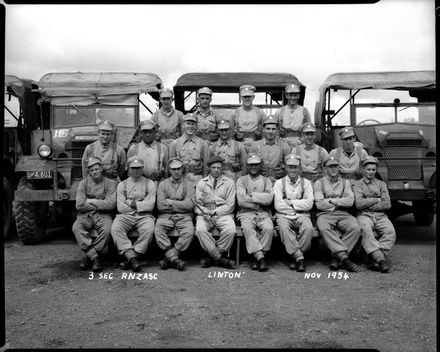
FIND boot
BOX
[172,258,186,271]
[79,256,92,271]
[296,259,305,272]
[217,257,236,269]
[129,257,141,272]
[91,257,103,272]
[257,258,268,272]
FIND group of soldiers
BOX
[73,84,396,275]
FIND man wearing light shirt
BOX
[194,155,236,269]
[111,156,157,272]
[236,154,274,272]
[274,154,314,272]
[354,156,395,273]
[154,157,195,271]
[192,87,220,143]
[314,157,361,273]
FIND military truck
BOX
[12,72,163,244]
[315,70,436,225]
[173,72,306,117]
[4,75,42,240]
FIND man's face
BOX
[303,132,316,146]
[160,96,173,110]
[183,121,197,135]
[218,127,231,141]
[141,129,155,144]
[342,135,355,153]
[241,94,254,108]
[363,163,377,180]
[264,124,278,141]
[130,167,143,179]
[197,94,212,109]
[170,166,183,180]
[98,129,112,146]
[209,162,223,179]
[286,165,299,180]
[286,92,300,106]
[248,163,261,177]
[326,164,340,178]
[88,164,103,181]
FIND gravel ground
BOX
[3,215,436,351]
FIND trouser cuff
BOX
[123,249,136,261]
[254,251,264,261]
[335,251,348,261]
[371,249,385,263]
[85,247,98,261]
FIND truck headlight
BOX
[38,144,52,158]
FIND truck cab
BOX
[315,70,436,225]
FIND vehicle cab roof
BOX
[37,72,163,100]
[174,72,305,92]
[319,70,435,91]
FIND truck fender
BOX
[423,166,435,188]
[14,156,56,172]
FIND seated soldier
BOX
[236,153,274,272]
[194,155,236,269]
[154,157,195,271]
[274,154,314,272]
[111,156,157,272]
[354,156,396,273]
[314,157,361,273]
[73,156,117,272]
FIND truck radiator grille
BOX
[383,146,422,180]
[70,141,90,179]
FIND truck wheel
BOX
[3,177,13,240]
[413,200,435,226]
[12,177,48,244]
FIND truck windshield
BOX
[53,106,136,128]
[354,103,435,125]
[326,89,435,126]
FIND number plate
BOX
[27,170,53,179]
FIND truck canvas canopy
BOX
[38,72,163,105]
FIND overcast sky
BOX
[4,1,435,114]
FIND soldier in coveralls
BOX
[274,154,314,272]
[249,115,290,184]
[169,113,210,184]
[314,157,361,273]
[232,85,266,152]
[111,156,157,272]
[274,84,311,149]
[195,155,237,269]
[155,157,195,271]
[291,122,329,183]
[236,154,274,272]
[354,156,395,273]
[151,88,184,147]
[192,87,221,143]
[73,156,117,272]
[81,120,127,182]
[209,119,247,182]
[329,127,369,183]
[127,119,169,184]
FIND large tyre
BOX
[413,200,436,226]
[12,177,49,244]
[3,177,13,241]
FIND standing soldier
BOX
[274,84,311,149]
[249,115,290,184]
[193,87,220,144]
[151,88,184,147]
[82,120,127,182]
[127,120,168,184]
[236,154,274,272]
[194,155,236,269]
[232,85,266,152]
[209,119,247,182]
[73,156,117,272]
[154,157,195,271]
[111,156,157,272]
[169,114,210,184]
[292,122,329,183]
[274,155,314,272]
[314,157,361,272]
[354,156,395,273]
[329,127,369,183]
